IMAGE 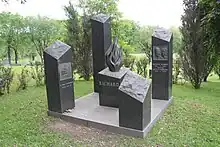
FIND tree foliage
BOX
[1,0,26,4]
[0,12,24,64]
[199,0,220,81]
[64,2,92,81]
[180,0,205,89]
[25,16,64,62]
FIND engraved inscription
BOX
[60,81,73,89]
[99,81,120,87]
[153,63,168,73]
[153,45,168,60]
[59,62,72,81]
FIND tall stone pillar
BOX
[44,40,75,113]
[152,28,173,100]
[91,14,112,93]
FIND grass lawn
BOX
[0,76,220,146]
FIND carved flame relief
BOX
[105,37,123,72]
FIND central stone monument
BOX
[47,14,173,138]
[98,37,129,108]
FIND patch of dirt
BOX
[47,119,123,147]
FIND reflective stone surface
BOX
[152,27,173,100]
[44,40,75,113]
[91,14,112,93]
[118,71,152,131]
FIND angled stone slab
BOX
[91,14,112,93]
[152,27,173,100]
[44,40,75,113]
[118,71,152,131]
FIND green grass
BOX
[0,80,93,146]
[0,72,220,146]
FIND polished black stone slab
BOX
[91,14,112,93]
[98,67,129,108]
[152,27,173,100]
[118,71,152,131]
[44,40,75,113]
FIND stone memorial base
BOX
[48,93,173,138]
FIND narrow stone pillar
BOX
[44,40,75,113]
[91,14,112,93]
[152,28,173,100]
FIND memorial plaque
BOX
[153,45,168,61]
[152,28,173,100]
[59,62,72,81]
[44,40,75,113]
[91,14,112,93]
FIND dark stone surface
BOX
[91,14,112,93]
[44,40,75,113]
[105,37,123,72]
[98,67,129,108]
[152,27,173,100]
[118,71,152,131]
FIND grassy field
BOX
[0,73,219,146]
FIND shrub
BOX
[17,66,30,91]
[136,57,149,78]
[30,61,45,86]
[214,58,220,79]
[173,56,181,84]
[0,66,14,95]
[123,55,136,71]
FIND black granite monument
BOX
[44,40,75,113]
[152,28,173,100]
[98,37,129,108]
[118,71,152,130]
[91,14,112,93]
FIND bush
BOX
[214,58,220,79]
[173,57,181,84]
[136,57,149,78]
[123,55,135,71]
[17,66,30,91]
[30,61,45,86]
[0,66,14,95]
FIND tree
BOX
[199,0,220,82]
[169,26,182,53]
[214,57,220,79]
[1,0,26,4]
[136,26,155,62]
[26,16,63,63]
[77,0,122,36]
[64,2,92,81]
[0,12,24,64]
[117,19,139,48]
[180,0,205,89]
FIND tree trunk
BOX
[203,75,208,82]
[194,83,201,89]
[7,46,11,65]
[32,55,35,61]
[218,74,220,79]
[14,49,18,64]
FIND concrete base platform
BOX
[48,93,173,138]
